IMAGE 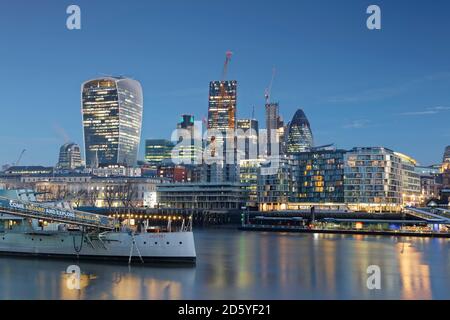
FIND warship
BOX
[0,189,196,264]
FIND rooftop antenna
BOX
[264,67,276,105]
[251,106,255,120]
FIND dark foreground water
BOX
[0,229,449,300]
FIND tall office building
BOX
[265,103,284,156]
[443,146,450,163]
[56,142,83,170]
[178,114,195,130]
[145,139,175,168]
[205,80,238,183]
[81,77,143,167]
[236,119,259,160]
[172,115,202,165]
[285,109,313,154]
[207,80,237,132]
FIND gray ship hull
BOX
[0,231,196,264]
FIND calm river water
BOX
[0,229,449,299]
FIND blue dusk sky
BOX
[0,0,449,166]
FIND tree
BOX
[87,188,100,208]
[119,180,138,209]
[103,184,117,210]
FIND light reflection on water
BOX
[0,229,448,299]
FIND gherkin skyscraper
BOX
[285,109,313,154]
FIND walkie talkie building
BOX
[81,77,143,167]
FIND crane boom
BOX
[15,149,26,166]
[264,67,276,104]
[222,51,233,81]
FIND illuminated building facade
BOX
[205,80,238,183]
[236,119,259,160]
[157,182,246,210]
[90,165,141,177]
[172,115,203,165]
[289,149,345,204]
[265,103,284,156]
[145,139,175,168]
[395,152,421,206]
[285,109,313,154]
[417,168,442,204]
[35,176,162,208]
[57,143,83,170]
[82,77,143,168]
[156,161,192,183]
[207,80,237,132]
[257,157,291,211]
[344,147,403,212]
[240,159,264,208]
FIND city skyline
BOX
[1,0,450,166]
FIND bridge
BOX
[0,196,115,230]
[404,206,450,224]
[433,208,450,219]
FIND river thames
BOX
[0,229,448,300]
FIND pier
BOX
[239,208,450,238]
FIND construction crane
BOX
[14,149,26,166]
[213,51,234,129]
[222,50,233,80]
[224,51,235,130]
[264,67,276,105]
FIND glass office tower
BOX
[265,102,284,156]
[236,118,259,160]
[57,142,83,170]
[206,80,238,183]
[285,109,313,154]
[172,115,203,165]
[207,80,237,132]
[81,77,143,167]
[145,139,175,168]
